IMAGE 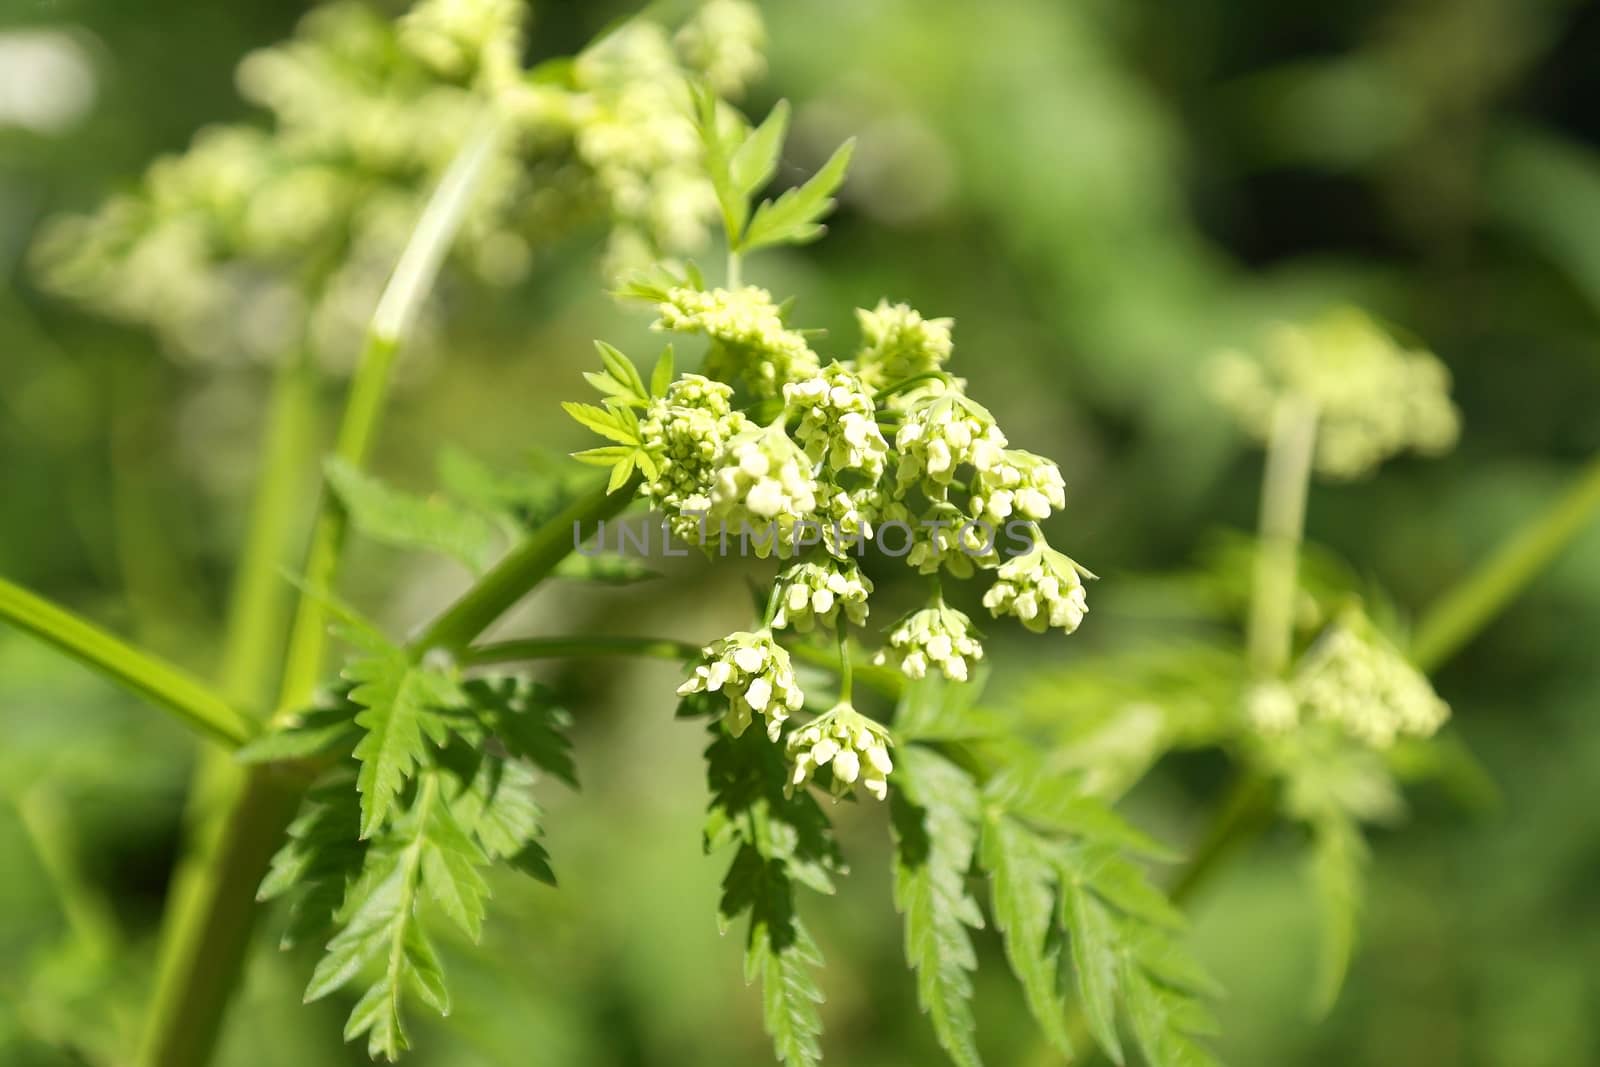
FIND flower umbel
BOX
[982,541,1092,634]
[877,602,984,682]
[1208,307,1460,480]
[1289,613,1450,748]
[786,701,894,801]
[677,629,805,741]
[771,559,873,631]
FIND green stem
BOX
[726,248,743,289]
[135,768,305,1067]
[143,350,322,1067]
[1247,395,1320,678]
[218,353,319,711]
[277,116,502,718]
[1411,449,1600,672]
[464,634,702,666]
[139,115,503,1067]
[412,480,638,655]
[836,628,854,703]
[0,575,253,748]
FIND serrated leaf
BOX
[1065,842,1186,930]
[419,796,489,941]
[571,445,636,467]
[462,676,578,788]
[1123,965,1222,1067]
[325,458,501,573]
[985,767,1176,860]
[594,340,649,403]
[731,100,790,197]
[891,747,985,1067]
[561,401,639,446]
[342,626,466,839]
[1062,881,1125,1065]
[691,82,749,243]
[748,917,826,1067]
[650,345,675,397]
[607,454,636,493]
[260,767,366,948]
[740,139,855,254]
[979,812,1073,1056]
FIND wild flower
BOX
[1290,613,1450,748]
[877,603,986,682]
[677,629,805,741]
[854,299,955,389]
[771,559,873,631]
[786,702,894,801]
[1209,307,1461,479]
[655,285,821,401]
[982,541,1093,634]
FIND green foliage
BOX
[565,341,669,493]
[975,763,1222,1067]
[691,86,855,256]
[340,621,467,839]
[890,746,986,1067]
[326,459,501,574]
[700,714,842,1067]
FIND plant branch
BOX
[411,479,639,655]
[1247,395,1319,678]
[1411,449,1600,672]
[139,115,503,1067]
[277,115,502,717]
[0,575,253,748]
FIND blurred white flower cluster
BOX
[1209,307,1461,479]
[33,0,766,371]
[1249,612,1450,748]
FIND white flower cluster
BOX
[657,286,821,400]
[877,604,985,682]
[709,423,820,557]
[786,703,894,801]
[772,560,873,631]
[1209,307,1461,480]
[677,629,804,741]
[854,300,954,390]
[784,363,889,480]
[399,0,522,84]
[637,374,752,538]
[982,543,1091,635]
[33,0,768,370]
[674,0,766,97]
[1287,617,1451,748]
[970,448,1066,530]
[894,392,1009,495]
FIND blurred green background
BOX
[4,0,1600,1064]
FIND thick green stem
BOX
[135,768,305,1067]
[1411,449,1600,672]
[0,575,253,748]
[218,353,320,711]
[142,350,321,1066]
[277,116,502,717]
[139,115,503,1067]
[1247,395,1320,678]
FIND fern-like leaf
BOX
[891,747,985,1067]
[980,810,1074,1056]
[341,623,466,839]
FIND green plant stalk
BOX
[277,116,502,717]
[0,575,253,748]
[1411,449,1600,672]
[1247,395,1320,678]
[137,115,504,1067]
[142,349,322,1067]
[218,352,321,711]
